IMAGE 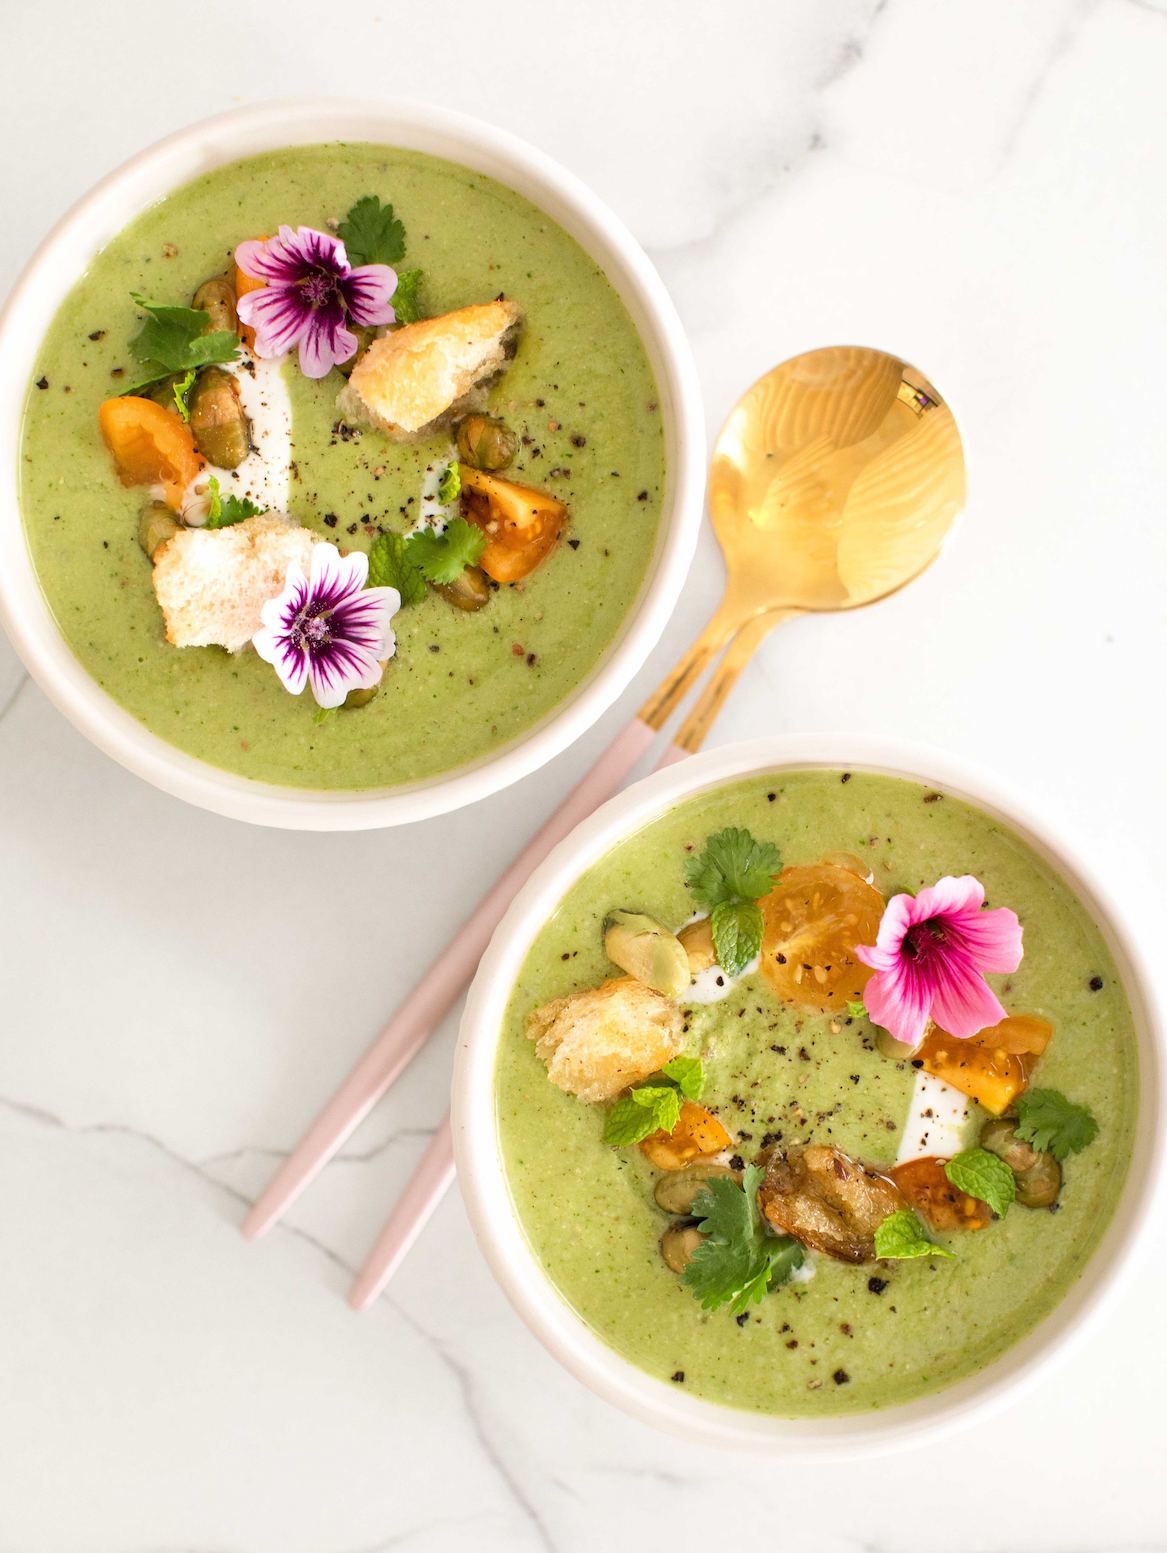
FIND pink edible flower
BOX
[855,875,1023,1048]
[235,226,396,378]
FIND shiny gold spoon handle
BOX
[668,607,801,756]
[636,590,750,731]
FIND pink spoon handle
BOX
[347,739,694,1307]
[242,717,657,1241]
[347,1115,456,1310]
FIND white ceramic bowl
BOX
[453,734,1163,1454]
[0,99,703,829]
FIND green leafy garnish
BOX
[392,267,425,325]
[172,367,197,422]
[944,1147,1016,1218]
[1014,1088,1099,1161]
[710,899,764,977]
[436,463,461,505]
[602,1058,706,1146]
[367,530,427,606]
[338,195,406,267]
[126,292,238,391]
[873,1209,955,1261]
[846,999,867,1020]
[406,517,485,585]
[203,476,264,530]
[683,1165,804,1314]
[684,827,782,909]
[660,1055,705,1101]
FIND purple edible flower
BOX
[252,544,399,708]
[235,226,396,378]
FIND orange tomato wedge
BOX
[233,235,268,351]
[640,1101,732,1171]
[459,465,566,583]
[890,1156,991,1231]
[759,862,885,1014]
[915,1013,1052,1116]
[98,396,203,510]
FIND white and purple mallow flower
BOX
[253,544,400,708]
[235,226,396,378]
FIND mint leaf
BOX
[874,1210,955,1261]
[602,1084,680,1146]
[1014,1088,1099,1161]
[405,517,485,585]
[338,195,406,267]
[392,267,424,325]
[684,827,781,911]
[661,1055,705,1101]
[846,999,867,1019]
[127,292,238,383]
[367,530,427,605]
[172,367,197,422]
[683,1165,801,1315]
[710,899,763,976]
[437,462,461,505]
[631,1084,682,1134]
[945,1147,1016,1218]
[203,476,264,530]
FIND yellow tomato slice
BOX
[640,1101,732,1171]
[891,1156,991,1231]
[759,862,885,1013]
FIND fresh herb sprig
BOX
[603,1057,705,1147]
[683,827,781,976]
[367,516,486,603]
[125,292,238,395]
[392,268,425,324]
[1014,1088,1099,1160]
[683,1164,804,1314]
[944,1148,1016,1218]
[874,1209,955,1261]
[204,476,265,530]
[338,195,406,266]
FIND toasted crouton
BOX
[151,510,316,652]
[337,300,522,442]
[526,977,685,1104]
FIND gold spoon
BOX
[642,343,966,756]
[244,344,966,1304]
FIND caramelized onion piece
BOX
[757,1144,905,1263]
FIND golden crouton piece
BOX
[526,977,685,1104]
[337,300,522,442]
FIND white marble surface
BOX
[2,2,1166,1548]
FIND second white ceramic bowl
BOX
[452,735,1163,1455]
[0,99,703,829]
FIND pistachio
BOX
[653,1164,741,1216]
[456,413,518,472]
[677,918,716,974]
[603,909,690,997]
[660,1223,704,1274]
[1014,1151,1062,1208]
[192,275,238,335]
[188,367,251,469]
[436,565,491,612]
[343,685,379,709]
[980,1117,1061,1207]
[138,502,180,560]
[876,1027,922,1061]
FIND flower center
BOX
[292,601,332,653]
[300,270,339,308]
[902,919,947,962]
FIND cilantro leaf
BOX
[338,195,406,267]
[944,1147,1016,1218]
[684,827,781,911]
[437,462,461,505]
[405,517,485,585]
[710,899,763,976]
[847,999,867,1020]
[874,1210,955,1261]
[367,530,427,606]
[602,1084,681,1146]
[172,367,197,422]
[392,267,425,325]
[1014,1088,1099,1161]
[683,1165,802,1315]
[127,292,238,384]
[203,476,264,530]
[660,1055,705,1101]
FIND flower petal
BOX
[298,303,358,378]
[948,905,1023,975]
[929,955,1011,1040]
[307,641,383,709]
[344,264,398,327]
[913,875,985,922]
[862,961,934,1047]
[237,286,311,359]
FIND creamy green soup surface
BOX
[496,770,1138,1417]
[19,144,665,788]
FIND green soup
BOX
[496,770,1138,1417]
[19,144,665,788]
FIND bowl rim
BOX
[452,733,1164,1455]
[0,97,704,829]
